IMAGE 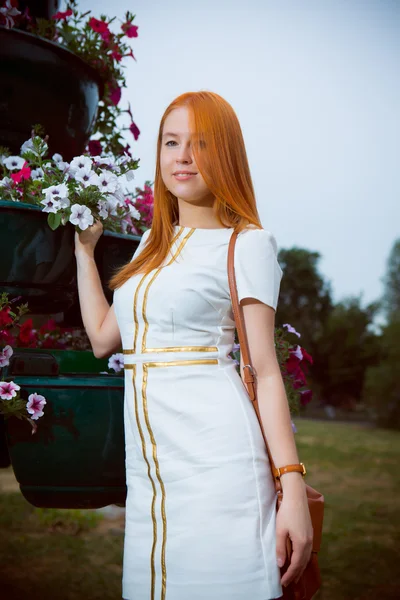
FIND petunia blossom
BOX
[69,155,93,176]
[40,196,62,214]
[74,166,99,188]
[31,167,44,181]
[11,164,31,184]
[89,17,109,35]
[96,170,118,193]
[3,156,25,171]
[26,393,47,420]
[42,183,69,201]
[0,381,20,400]
[121,22,138,38]
[69,204,94,230]
[282,323,301,338]
[51,8,73,20]
[108,353,124,373]
[0,0,21,29]
[0,345,13,368]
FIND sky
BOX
[78,0,399,320]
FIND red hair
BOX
[108,90,262,290]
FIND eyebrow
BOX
[162,132,200,139]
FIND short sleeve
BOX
[130,228,151,262]
[234,228,283,310]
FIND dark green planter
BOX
[3,348,127,509]
[0,200,141,317]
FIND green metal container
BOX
[3,349,127,509]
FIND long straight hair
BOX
[108,91,262,290]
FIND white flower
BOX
[74,166,99,188]
[97,200,109,219]
[69,204,94,230]
[125,170,135,181]
[96,170,118,193]
[95,156,116,168]
[69,155,93,175]
[31,167,44,181]
[52,153,63,163]
[105,195,119,216]
[40,196,62,213]
[0,345,13,368]
[20,137,48,158]
[42,183,69,201]
[108,353,124,373]
[0,177,13,190]
[52,153,69,172]
[58,197,71,209]
[127,204,141,220]
[3,156,25,171]
[0,0,21,29]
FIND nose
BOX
[176,141,193,164]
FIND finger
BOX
[275,531,287,568]
[280,545,304,587]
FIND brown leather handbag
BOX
[227,230,324,600]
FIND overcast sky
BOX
[79,0,399,319]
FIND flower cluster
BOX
[1,0,140,156]
[231,322,313,430]
[0,132,154,234]
[0,292,46,434]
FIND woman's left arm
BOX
[240,298,314,588]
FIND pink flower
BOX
[109,84,121,106]
[0,329,15,346]
[26,393,47,420]
[10,164,31,184]
[129,121,140,141]
[0,381,20,400]
[89,17,109,35]
[51,8,73,20]
[110,48,122,62]
[88,140,102,156]
[0,307,13,327]
[121,22,138,38]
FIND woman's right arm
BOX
[74,221,121,359]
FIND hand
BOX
[74,219,103,257]
[276,486,314,588]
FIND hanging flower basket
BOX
[0,26,103,160]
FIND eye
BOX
[165,140,177,146]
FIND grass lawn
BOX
[0,418,399,600]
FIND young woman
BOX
[75,91,313,600]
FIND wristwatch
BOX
[272,462,306,479]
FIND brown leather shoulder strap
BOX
[227,230,282,493]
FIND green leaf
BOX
[47,212,62,231]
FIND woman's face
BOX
[160,106,214,206]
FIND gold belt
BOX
[123,345,219,369]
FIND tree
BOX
[382,238,400,323]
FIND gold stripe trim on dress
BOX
[124,359,219,369]
[131,365,158,599]
[141,228,195,353]
[142,364,167,600]
[123,345,218,355]
[132,228,184,354]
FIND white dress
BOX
[113,224,284,600]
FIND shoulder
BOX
[236,225,279,257]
